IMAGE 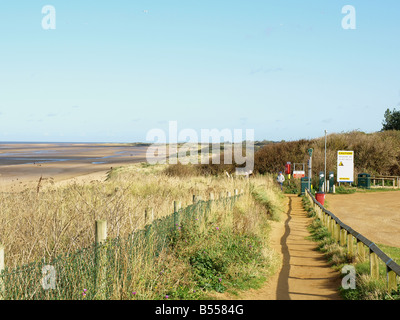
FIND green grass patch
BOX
[251,185,285,222]
[156,194,280,300]
[335,185,357,194]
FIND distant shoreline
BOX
[0,143,149,192]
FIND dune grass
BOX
[0,162,285,300]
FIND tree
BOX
[382,108,400,131]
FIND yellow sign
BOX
[337,150,354,182]
[338,152,353,155]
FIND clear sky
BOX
[0,1,399,143]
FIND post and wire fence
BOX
[0,189,243,300]
[305,188,400,292]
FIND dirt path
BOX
[218,194,342,300]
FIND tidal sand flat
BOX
[0,143,149,192]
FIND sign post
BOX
[308,148,313,191]
[337,151,354,184]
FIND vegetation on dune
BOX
[0,162,285,300]
[254,130,400,178]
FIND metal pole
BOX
[324,130,327,193]
[307,149,313,192]
[308,157,312,191]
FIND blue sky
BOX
[0,1,399,143]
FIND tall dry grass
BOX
[0,162,286,300]
[0,163,281,269]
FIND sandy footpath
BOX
[0,143,149,192]
[214,195,342,300]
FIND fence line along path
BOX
[306,189,400,292]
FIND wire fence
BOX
[0,192,240,300]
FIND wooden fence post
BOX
[340,229,347,247]
[95,220,107,300]
[347,234,354,256]
[192,195,197,204]
[324,213,329,228]
[96,220,107,245]
[145,208,155,225]
[145,209,149,225]
[174,201,180,229]
[387,268,397,292]
[334,222,340,242]
[357,241,365,261]
[0,245,4,300]
[369,250,379,279]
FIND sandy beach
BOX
[0,143,149,192]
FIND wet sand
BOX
[0,143,149,192]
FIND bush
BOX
[254,130,400,177]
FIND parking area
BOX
[325,192,400,248]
